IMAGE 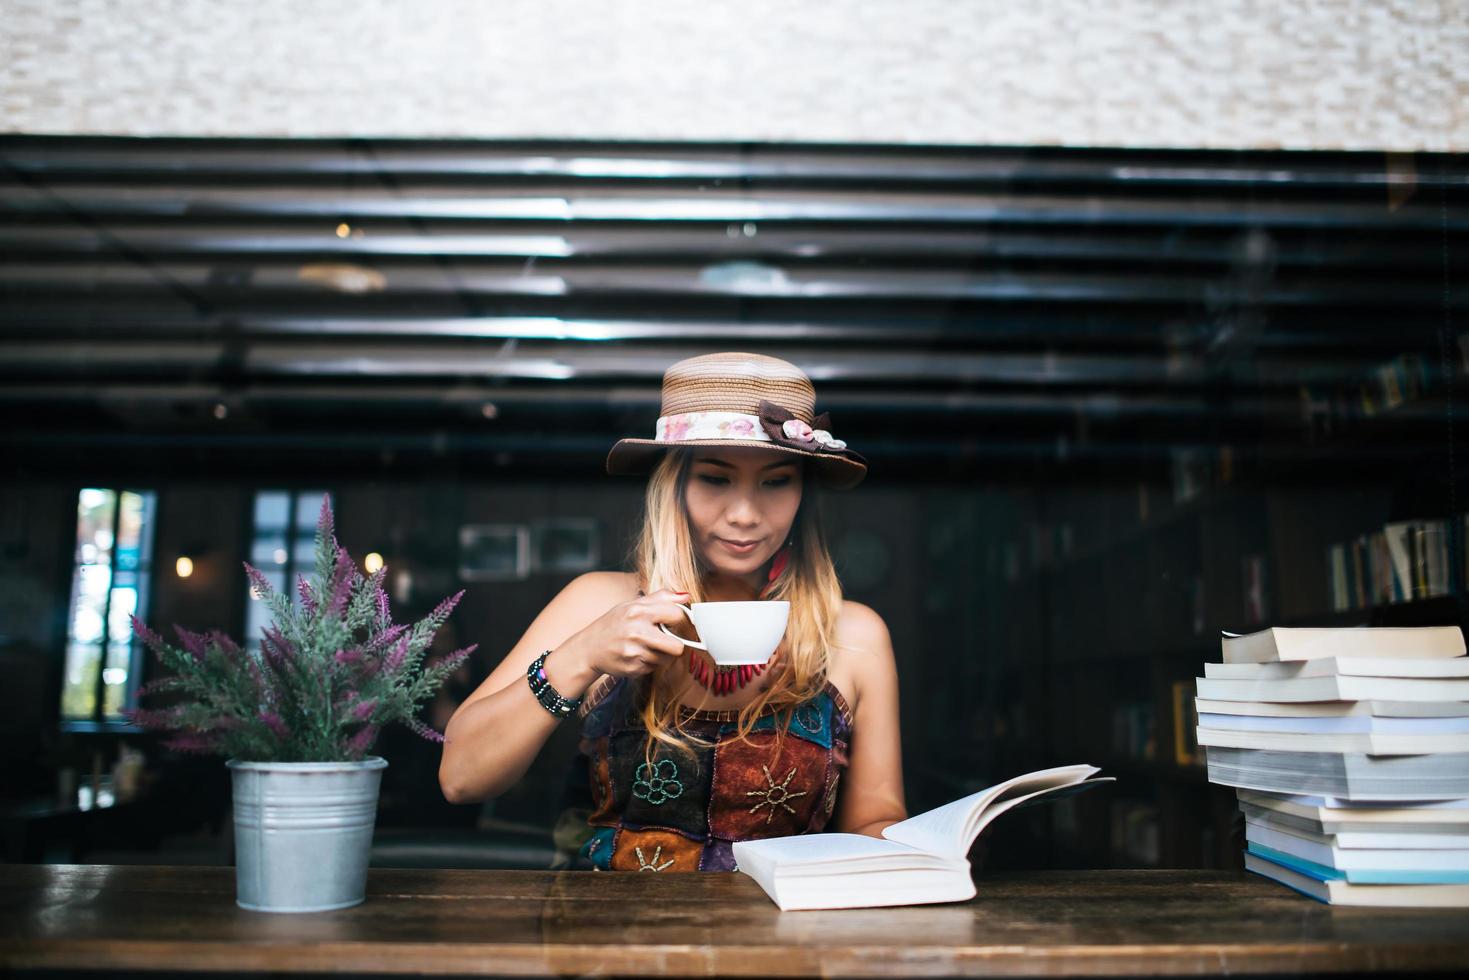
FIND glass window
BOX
[61,489,157,723]
[244,490,328,651]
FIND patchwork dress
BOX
[564,673,854,872]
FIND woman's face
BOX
[684,447,804,586]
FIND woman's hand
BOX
[559,587,694,681]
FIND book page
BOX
[882,764,1101,860]
[773,868,976,911]
[735,832,921,867]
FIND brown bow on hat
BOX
[605,352,867,490]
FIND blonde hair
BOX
[629,447,845,767]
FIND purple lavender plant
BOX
[127,494,475,762]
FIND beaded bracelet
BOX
[526,649,582,719]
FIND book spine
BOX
[1172,681,1201,768]
[1327,544,1343,613]
[1430,519,1449,597]
[1369,531,1380,608]
[1383,522,1412,604]
[1412,523,1428,600]
[1457,514,1469,599]
[1352,535,1368,610]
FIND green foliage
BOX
[128,494,474,762]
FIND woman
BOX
[439,352,906,871]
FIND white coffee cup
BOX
[656,600,790,666]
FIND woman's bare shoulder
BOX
[835,599,890,645]
[564,570,641,608]
[830,600,895,711]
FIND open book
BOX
[731,764,1112,911]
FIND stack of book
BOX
[1196,625,1469,907]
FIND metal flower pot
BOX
[227,757,388,913]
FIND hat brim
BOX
[606,438,867,490]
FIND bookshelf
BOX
[918,441,1469,872]
[895,235,1469,871]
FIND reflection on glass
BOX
[64,488,157,723]
[116,491,154,568]
[245,568,286,651]
[107,580,137,643]
[292,490,327,576]
[61,642,100,719]
[77,783,116,811]
[293,532,316,568]
[253,491,290,532]
[102,642,133,716]
[295,490,328,531]
[248,489,329,638]
[251,533,288,565]
[69,564,111,643]
[130,573,150,651]
[75,488,116,564]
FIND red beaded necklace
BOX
[686,544,790,695]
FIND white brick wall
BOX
[2,0,1465,150]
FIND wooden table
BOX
[2,864,1468,977]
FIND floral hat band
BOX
[656,400,849,454]
[605,351,869,490]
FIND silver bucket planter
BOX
[227,757,388,913]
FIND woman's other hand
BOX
[561,587,693,681]
[440,573,679,804]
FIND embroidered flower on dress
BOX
[632,759,684,805]
[745,764,808,824]
[635,845,674,872]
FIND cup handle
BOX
[657,605,707,650]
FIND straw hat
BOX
[605,352,868,490]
